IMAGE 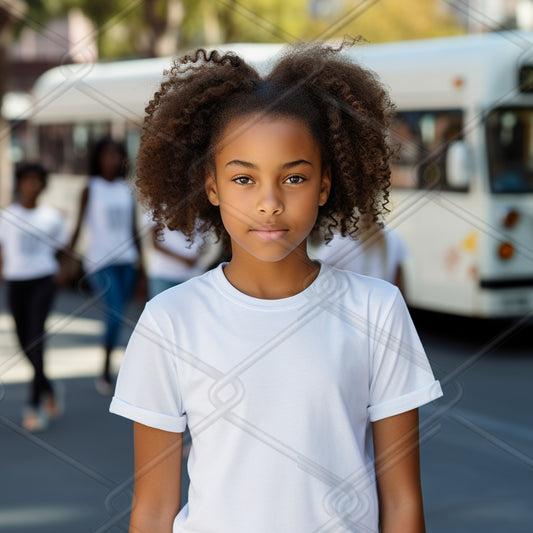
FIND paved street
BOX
[1,288,532,532]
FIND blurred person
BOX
[0,163,68,432]
[312,213,408,293]
[144,214,206,299]
[69,138,144,396]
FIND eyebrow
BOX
[225,159,313,169]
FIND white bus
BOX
[25,33,533,318]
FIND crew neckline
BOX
[211,262,330,310]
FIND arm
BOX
[68,186,89,251]
[372,409,425,533]
[130,422,183,533]
[151,229,198,268]
[393,265,405,296]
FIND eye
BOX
[233,176,253,185]
[285,175,305,184]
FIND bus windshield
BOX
[487,107,533,193]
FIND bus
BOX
[25,33,533,318]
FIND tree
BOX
[0,0,26,206]
[19,0,464,61]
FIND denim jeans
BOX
[89,263,137,350]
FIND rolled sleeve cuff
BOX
[368,381,443,422]
[110,396,187,433]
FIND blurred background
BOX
[0,1,532,532]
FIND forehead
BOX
[18,171,43,183]
[215,113,319,156]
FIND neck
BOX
[20,199,37,209]
[223,244,320,300]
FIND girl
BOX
[0,163,68,431]
[110,43,443,533]
[69,138,144,395]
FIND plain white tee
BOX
[312,227,408,283]
[83,177,138,274]
[147,224,205,281]
[0,203,69,280]
[110,263,442,533]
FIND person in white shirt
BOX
[110,43,443,533]
[0,163,69,431]
[69,138,144,395]
[144,215,205,298]
[312,214,408,293]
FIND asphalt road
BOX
[0,289,532,532]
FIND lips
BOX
[251,228,288,241]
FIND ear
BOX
[318,167,332,207]
[205,172,220,206]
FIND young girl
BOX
[69,138,144,395]
[110,43,443,533]
[0,163,68,431]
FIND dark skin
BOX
[68,145,146,294]
[0,172,63,422]
[129,116,426,532]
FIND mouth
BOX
[251,228,289,241]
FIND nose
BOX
[257,183,284,215]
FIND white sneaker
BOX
[22,408,49,432]
[95,378,114,396]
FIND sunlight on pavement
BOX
[0,312,125,384]
[0,505,92,527]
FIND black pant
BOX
[7,276,56,408]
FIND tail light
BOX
[498,241,514,260]
[501,208,520,228]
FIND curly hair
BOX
[135,41,395,244]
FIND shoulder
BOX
[145,268,218,316]
[384,227,408,251]
[318,264,401,314]
[38,204,63,218]
[0,204,17,218]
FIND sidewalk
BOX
[0,287,186,532]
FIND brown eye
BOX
[233,176,253,185]
[285,175,305,184]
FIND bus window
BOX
[38,122,111,175]
[487,107,533,193]
[390,110,465,191]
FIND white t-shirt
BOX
[312,227,408,284]
[0,203,69,281]
[147,224,205,282]
[110,263,442,533]
[83,177,138,274]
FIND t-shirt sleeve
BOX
[367,287,442,422]
[109,306,187,432]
